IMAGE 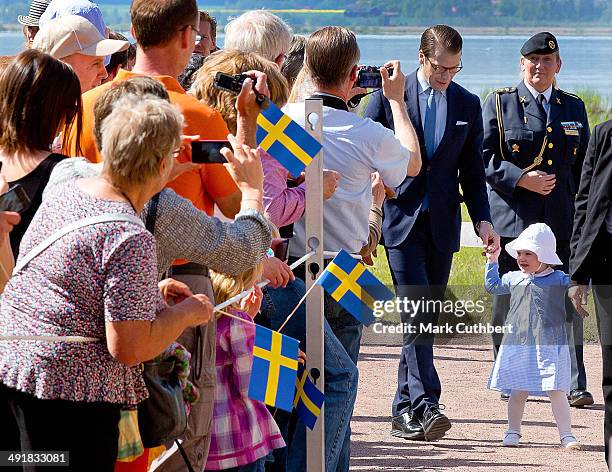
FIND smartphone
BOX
[0,184,31,213]
[273,238,290,262]
[191,141,230,164]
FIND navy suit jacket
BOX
[365,70,491,253]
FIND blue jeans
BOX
[224,457,265,471]
[260,279,358,472]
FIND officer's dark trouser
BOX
[491,238,587,391]
[589,229,612,466]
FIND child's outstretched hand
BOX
[240,285,263,318]
[485,244,501,263]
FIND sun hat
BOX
[18,0,51,27]
[39,0,106,38]
[32,15,129,60]
[505,223,563,265]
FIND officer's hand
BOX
[517,170,556,195]
[381,60,405,102]
[568,284,590,319]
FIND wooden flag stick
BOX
[214,308,255,325]
[277,281,319,333]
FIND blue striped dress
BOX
[485,262,571,396]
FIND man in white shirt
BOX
[286,25,421,358]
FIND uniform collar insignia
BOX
[556,97,561,104]
[519,95,528,103]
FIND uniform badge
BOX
[512,144,520,153]
[549,40,556,50]
[556,98,561,104]
[562,121,581,136]
[519,96,527,103]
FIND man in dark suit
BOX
[482,32,593,407]
[365,24,497,441]
[568,119,612,466]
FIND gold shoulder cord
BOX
[495,92,508,161]
[522,135,547,173]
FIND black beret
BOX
[521,32,558,56]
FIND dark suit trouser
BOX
[385,212,454,418]
[491,237,587,391]
[590,230,612,466]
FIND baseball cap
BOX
[33,15,129,60]
[39,0,105,37]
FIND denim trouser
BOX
[260,278,359,472]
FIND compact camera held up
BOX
[356,65,394,89]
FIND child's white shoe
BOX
[561,435,582,450]
[502,431,521,447]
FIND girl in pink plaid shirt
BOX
[207,264,285,471]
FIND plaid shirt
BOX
[205,310,285,470]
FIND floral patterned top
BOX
[0,180,165,405]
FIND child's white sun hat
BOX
[505,223,563,265]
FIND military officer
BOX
[482,32,593,407]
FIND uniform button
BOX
[547,127,552,133]
[547,160,553,165]
[427,165,431,171]
[548,142,554,149]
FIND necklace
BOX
[102,176,137,212]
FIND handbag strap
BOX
[13,213,144,275]
[145,192,161,234]
[175,440,196,472]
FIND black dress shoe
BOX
[391,412,425,441]
[501,392,510,401]
[568,390,594,407]
[421,406,452,441]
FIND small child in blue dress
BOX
[485,223,584,450]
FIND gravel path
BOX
[351,340,607,471]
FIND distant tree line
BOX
[1,0,611,27]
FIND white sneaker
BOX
[561,435,582,450]
[502,431,521,447]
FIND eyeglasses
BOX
[181,24,199,36]
[426,57,463,75]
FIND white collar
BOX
[417,68,447,98]
[523,80,553,104]
[520,266,554,279]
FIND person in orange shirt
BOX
[65,0,240,219]
[64,1,248,471]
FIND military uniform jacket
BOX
[482,81,590,240]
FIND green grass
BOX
[371,244,599,342]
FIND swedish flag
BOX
[316,249,394,326]
[256,101,322,177]
[248,325,299,412]
[294,364,325,430]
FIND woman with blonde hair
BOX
[0,92,214,470]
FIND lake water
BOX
[2,32,610,99]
